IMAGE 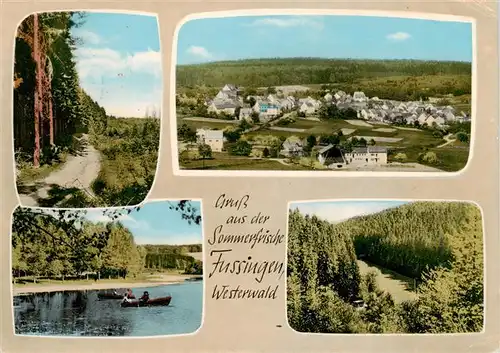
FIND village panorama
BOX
[176,60,472,172]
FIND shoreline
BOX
[13,275,202,295]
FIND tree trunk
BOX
[33,14,42,168]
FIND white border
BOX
[11,9,165,209]
[170,10,477,178]
[9,197,206,340]
[283,198,487,336]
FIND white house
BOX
[221,84,239,93]
[425,116,436,127]
[252,101,262,114]
[444,111,456,122]
[405,116,416,125]
[197,129,224,152]
[267,94,279,104]
[299,102,316,115]
[434,116,446,126]
[280,137,305,157]
[417,113,428,125]
[239,108,253,121]
[208,101,239,116]
[344,146,388,165]
[324,93,333,102]
[352,91,368,103]
[279,99,294,110]
[334,90,347,101]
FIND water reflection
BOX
[14,282,203,337]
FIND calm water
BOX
[13,281,203,337]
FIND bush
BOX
[393,153,408,162]
[456,131,469,143]
[421,151,438,164]
[230,140,252,156]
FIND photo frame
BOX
[1,1,498,353]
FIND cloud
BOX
[74,47,162,80]
[133,232,202,245]
[73,29,104,45]
[246,17,324,30]
[386,32,411,41]
[292,201,406,224]
[79,78,161,118]
[186,45,213,59]
[85,211,135,224]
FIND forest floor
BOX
[357,259,418,304]
[13,273,201,295]
[17,134,101,207]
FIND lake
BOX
[13,281,203,337]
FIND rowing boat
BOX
[120,296,172,307]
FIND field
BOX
[357,259,417,304]
[180,152,311,171]
[178,113,470,172]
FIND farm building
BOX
[196,129,224,152]
[344,146,388,165]
[317,144,346,169]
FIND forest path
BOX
[18,134,101,207]
[357,259,418,304]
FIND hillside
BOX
[335,201,478,279]
[176,58,471,100]
[287,201,484,333]
[142,244,203,275]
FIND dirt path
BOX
[437,133,456,148]
[357,259,418,303]
[18,134,101,207]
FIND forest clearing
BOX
[356,259,418,304]
[287,200,483,334]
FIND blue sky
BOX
[70,12,162,118]
[290,200,410,224]
[177,15,472,65]
[83,201,203,245]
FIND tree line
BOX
[11,201,203,281]
[14,12,106,169]
[143,243,203,275]
[89,116,160,207]
[176,58,471,101]
[287,201,484,333]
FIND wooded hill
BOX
[336,201,478,279]
[176,58,471,101]
[143,244,203,274]
[287,201,483,333]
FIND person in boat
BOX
[139,291,150,303]
[122,289,133,303]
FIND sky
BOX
[290,200,410,224]
[82,200,202,245]
[176,15,472,65]
[70,12,162,118]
